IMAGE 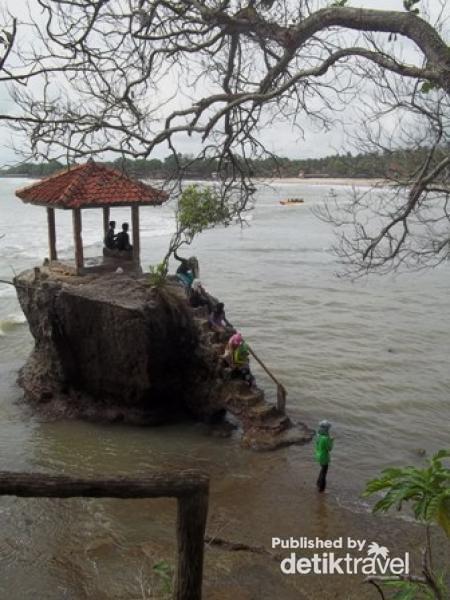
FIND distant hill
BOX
[0,148,444,180]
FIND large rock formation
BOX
[14,267,313,450]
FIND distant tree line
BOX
[0,147,447,180]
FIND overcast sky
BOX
[0,0,447,166]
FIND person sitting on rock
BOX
[115,223,132,252]
[208,302,234,334]
[174,251,199,287]
[222,331,241,366]
[189,279,213,311]
[223,332,255,387]
[104,220,117,249]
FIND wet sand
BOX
[201,448,431,599]
[85,437,434,600]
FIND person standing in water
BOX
[315,420,333,493]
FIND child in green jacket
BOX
[315,420,333,492]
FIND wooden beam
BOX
[0,470,209,499]
[0,470,209,600]
[47,207,57,261]
[72,208,84,273]
[131,205,140,268]
[103,207,110,240]
[176,489,209,600]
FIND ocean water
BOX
[0,177,449,598]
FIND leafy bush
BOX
[177,185,231,243]
[364,449,450,536]
[148,262,168,288]
[364,450,450,600]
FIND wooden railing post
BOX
[247,345,287,414]
[0,470,209,600]
[176,490,209,600]
[276,385,287,414]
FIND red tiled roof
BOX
[15,161,169,208]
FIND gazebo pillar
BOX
[131,205,140,269]
[102,207,110,241]
[72,208,84,273]
[47,208,57,261]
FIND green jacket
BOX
[315,434,333,466]
[232,342,249,368]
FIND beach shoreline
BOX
[255,177,388,187]
[1,174,389,187]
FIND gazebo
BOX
[15,160,169,274]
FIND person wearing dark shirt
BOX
[104,221,116,249]
[115,223,132,251]
[208,302,234,334]
[188,279,213,310]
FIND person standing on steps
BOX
[315,420,333,493]
[208,302,234,335]
[223,332,256,388]
[188,279,214,311]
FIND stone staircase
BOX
[191,307,314,451]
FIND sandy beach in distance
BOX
[256,177,388,187]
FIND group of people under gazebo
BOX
[104,221,133,253]
[15,160,168,274]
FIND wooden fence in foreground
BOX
[0,469,209,600]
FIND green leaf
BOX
[432,449,450,462]
[436,496,450,538]
[421,81,437,94]
[403,0,420,12]
[364,450,450,533]
[152,560,173,594]
[383,579,437,599]
[148,262,168,288]
[177,185,231,243]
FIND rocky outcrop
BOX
[14,268,313,450]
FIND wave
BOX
[0,313,27,336]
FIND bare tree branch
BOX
[0,0,448,272]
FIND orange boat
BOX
[279,198,305,205]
